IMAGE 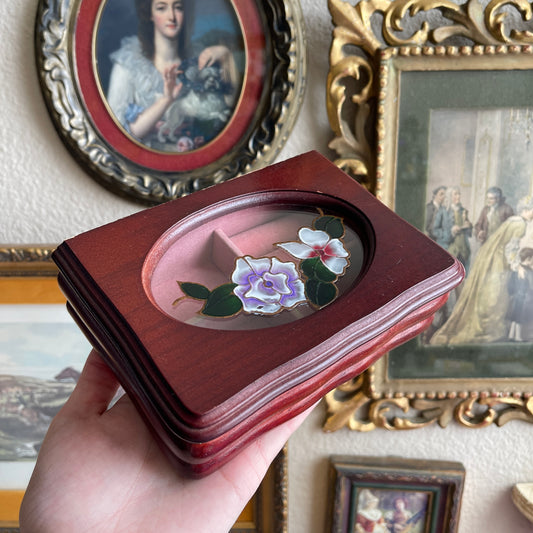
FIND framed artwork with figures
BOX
[328,456,465,533]
[324,37,533,431]
[96,0,246,154]
[35,0,307,204]
[377,46,533,389]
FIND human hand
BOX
[198,45,238,87]
[163,63,183,101]
[198,45,231,70]
[19,350,311,533]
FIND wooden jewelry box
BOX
[52,151,464,476]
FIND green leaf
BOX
[314,216,344,239]
[301,257,337,282]
[179,282,210,300]
[202,283,242,317]
[306,279,338,308]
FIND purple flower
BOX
[231,256,306,315]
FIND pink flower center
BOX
[312,245,332,259]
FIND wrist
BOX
[160,94,173,107]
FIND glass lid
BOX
[144,201,366,330]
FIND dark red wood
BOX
[52,151,464,475]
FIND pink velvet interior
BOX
[146,206,364,330]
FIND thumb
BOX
[62,349,120,417]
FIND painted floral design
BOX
[277,227,349,275]
[232,256,306,315]
[175,212,351,317]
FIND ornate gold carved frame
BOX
[327,0,533,189]
[325,0,533,431]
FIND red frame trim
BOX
[75,0,266,172]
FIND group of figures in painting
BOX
[101,0,242,153]
[424,185,533,345]
[354,488,428,533]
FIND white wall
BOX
[1,0,532,531]
[289,405,533,532]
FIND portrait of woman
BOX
[354,489,388,533]
[99,0,243,153]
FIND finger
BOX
[219,404,315,490]
[172,82,183,99]
[239,404,314,473]
[164,63,177,74]
[193,405,315,532]
[62,349,120,417]
[198,54,212,70]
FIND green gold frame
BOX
[0,247,287,532]
[328,456,465,533]
[325,0,533,432]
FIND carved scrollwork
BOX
[327,0,533,192]
[324,375,533,431]
[325,0,533,432]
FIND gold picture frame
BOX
[0,247,287,532]
[0,246,66,530]
[325,0,533,432]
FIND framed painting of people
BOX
[327,45,533,431]
[0,247,287,531]
[328,456,465,533]
[371,46,533,425]
[35,0,307,204]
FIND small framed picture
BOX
[328,456,465,533]
[35,0,307,204]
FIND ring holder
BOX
[52,151,464,476]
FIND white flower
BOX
[277,228,349,275]
[231,256,306,315]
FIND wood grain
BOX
[53,151,464,475]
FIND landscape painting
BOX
[0,304,90,487]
